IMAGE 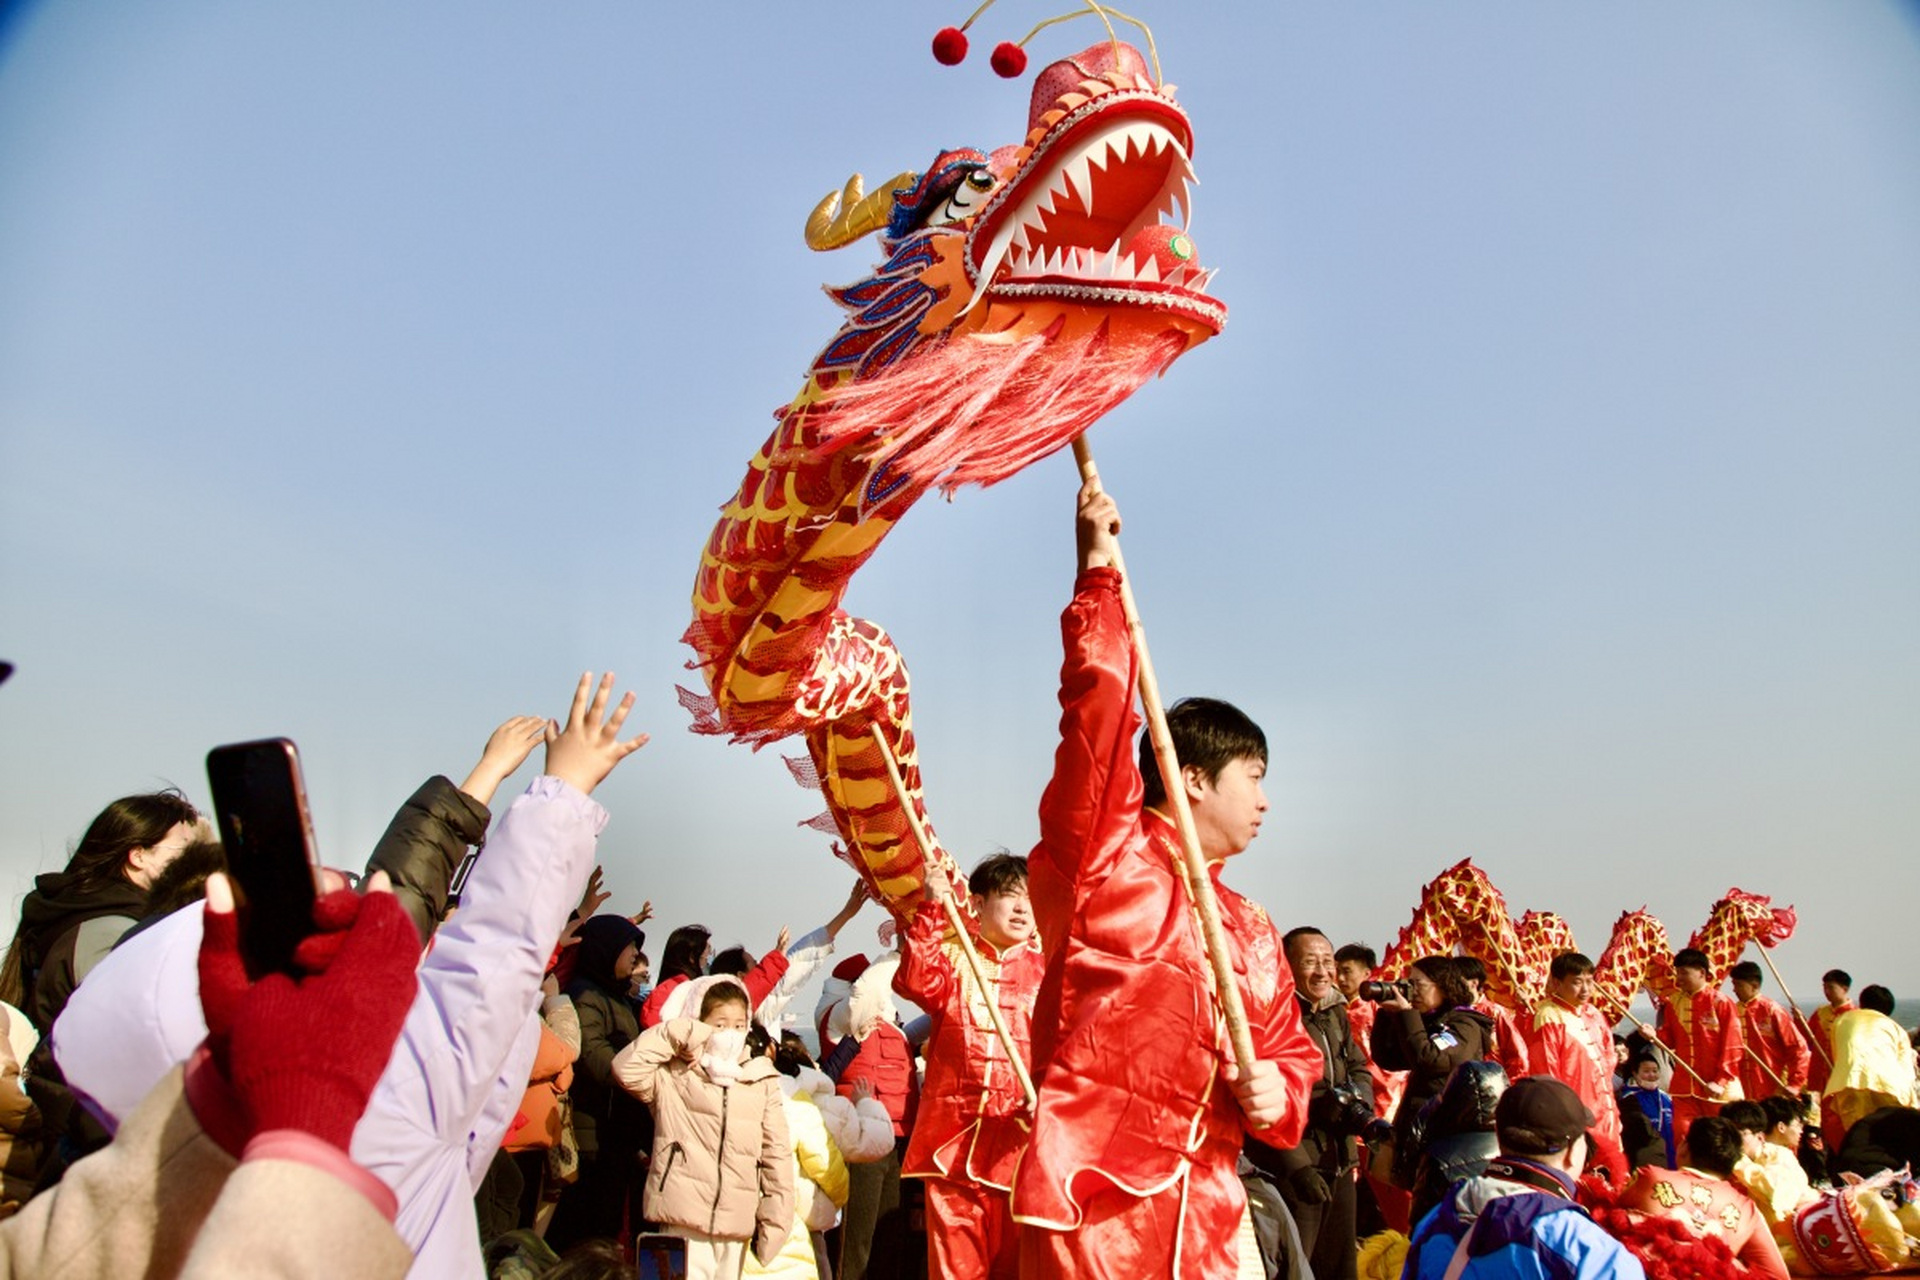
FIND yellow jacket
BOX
[1823,1009,1918,1105]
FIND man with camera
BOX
[1245,928,1376,1280]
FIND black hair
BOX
[1859,984,1894,1016]
[775,1031,815,1078]
[1550,952,1595,981]
[1454,956,1488,987]
[745,1021,774,1058]
[660,925,712,983]
[1760,1095,1808,1130]
[969,852,1028,898]
[1823,968,1852,989]
[1138,697,1266,809]
[1721,1100,1767,1134]
[1672,948,1711,975]
[1685,1117,1744,1178]
[1728,961,1762,986]
[697,982,750,1021]
[1412,955,1474,1010]
[1282,927,1329,960]
[138,838,228,921]
[1335,943,1377,970]
[709,945,752,977]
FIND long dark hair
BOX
[0,791,198,1006]
[659,925,712,984]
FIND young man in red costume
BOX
[1728,961,1810,1103]
[1651,947,1744,1149]
[1525,951,1628,1183]
[894,853,1044,1280]
[1011,482,1321,1280]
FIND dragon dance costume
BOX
[1010,567,1320,1280]
[1731,993,1810,1103]
[1527,996,1627,1183]
[1655,988,1743,1148]
[894,903,1045,1280]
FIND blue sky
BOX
[3,2,1916,1018]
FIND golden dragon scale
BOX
[683,40,1225,916]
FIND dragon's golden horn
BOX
[805,171,916,252]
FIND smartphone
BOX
[206,737,320,976]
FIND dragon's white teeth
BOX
[1063,152,1097,208]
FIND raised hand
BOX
[774,925,792,954]
[543,672,649,796]
[460,715,550,808]
[578,865,612,918]
[1075,479,1121,572]
[632,900,654,926]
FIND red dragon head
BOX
[796,41,1224,499]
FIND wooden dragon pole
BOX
[1751,943,1831,1069]
[1071,435,1258,1075]
[870,725,1039,1110]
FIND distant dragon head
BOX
[794,41,1224,499]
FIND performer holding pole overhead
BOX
[1011,464,1320,1280]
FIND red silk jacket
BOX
[1735,994,1811,1099]
[1010,567,1320,1238]
[1657,989,1744,1102]
[894,904,1045,1189]
[1527,997,1624,1155]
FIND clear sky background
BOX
[3,2,1916,1024]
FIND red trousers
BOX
[1018,1176,1253,1280]
[924,1178,1018,1280]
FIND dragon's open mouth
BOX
[966,81,1225,333]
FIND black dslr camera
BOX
[1317,1079,1377,1137]
[1358,979,1409,1003]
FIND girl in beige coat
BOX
[615,981,793,1279]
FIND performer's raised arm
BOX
[1031,481,1141,922]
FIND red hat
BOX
[831,954,871,983]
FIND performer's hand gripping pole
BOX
[1600,989,1714,1093]
[869,725,1039,1111]
[1071,436,1260,1077]
[1752,943,1830,1070]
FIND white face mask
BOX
[702,1027,748,1085]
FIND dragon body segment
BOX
[684,41,1224,915]
[1374,858,1797,1017]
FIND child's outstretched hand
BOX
[460,716,549,808]
[544,672,648,796]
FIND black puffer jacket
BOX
[363,776,491,944]
[1373,1005,1495,1187]
[566,915,649,1161]
[1409,1059,1508,1225]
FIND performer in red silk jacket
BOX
[1653,948,1745,1149]
[894,854,1046,1280]
[1727,961,1811,1102]
[1526,951,1628,1183]
[1012,482,1321,1280]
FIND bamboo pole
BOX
[1599,989,1712,1091]
[869,725,1038,1110]
[1752,944,1830,1069]
[1070,436,1258,1074]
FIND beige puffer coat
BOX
[613,1017,794,1264]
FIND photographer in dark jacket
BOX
[1246,928,1375,1280]
[1371,955,1494,1191]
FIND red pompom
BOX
[931,27,969,65]
[991,41,1028,78]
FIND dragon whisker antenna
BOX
[932,1,1164,86]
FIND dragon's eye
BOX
[930,170,996,228]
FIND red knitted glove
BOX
[198,874,420,1151]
